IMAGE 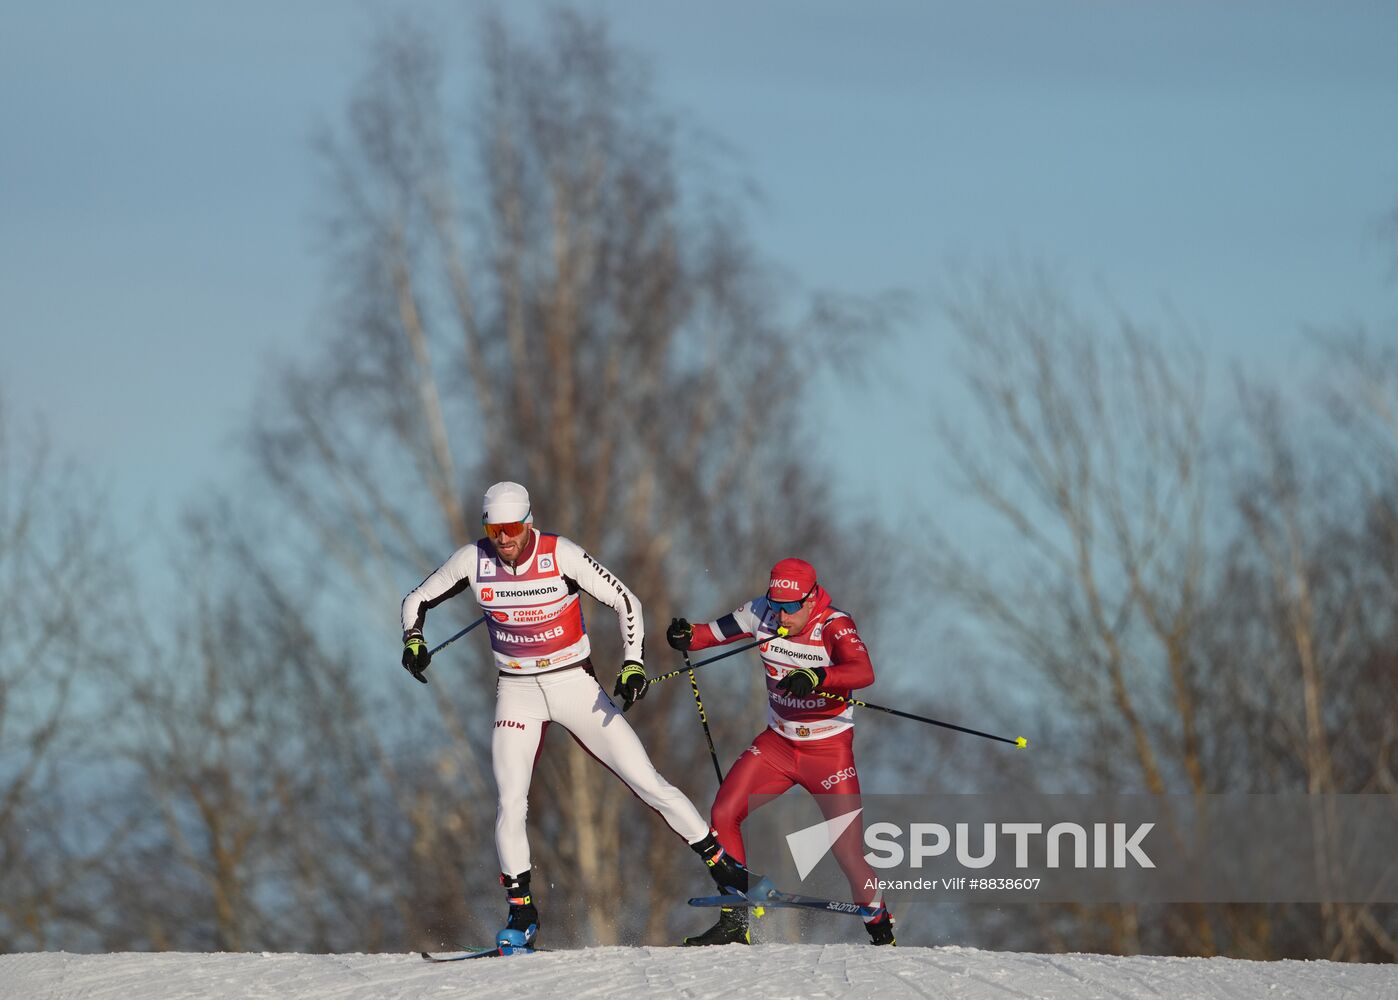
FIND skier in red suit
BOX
[668,557,895,946]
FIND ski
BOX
[689,890,883,920]
[420,945,536,962]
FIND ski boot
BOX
[690,830,774,900]
[864,905,896,946]
[496,870,539,953]
[683,906,750,946]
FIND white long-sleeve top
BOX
[401,530,643,674]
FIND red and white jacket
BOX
[688,587,874,742]
[401,530,643,675]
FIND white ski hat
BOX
[482,481,533,524]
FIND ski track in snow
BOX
[1,946,1395,1000]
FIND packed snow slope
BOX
[3,945,1394,1000]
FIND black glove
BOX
[402,628,431,682]
[613,660,648,711]
[666,617,693,652]
[775,666,825,698]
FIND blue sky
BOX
[3,0,1396,555]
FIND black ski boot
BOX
[690,831,751,896]
[864,906,896,946]
[497,870,539,952]
[683,906,750,946]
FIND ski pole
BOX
[411,614,489,684]
[682,650,725,784]
[647,628,789,687]
[813,690,1028,748]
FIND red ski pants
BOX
[711,727,879,906]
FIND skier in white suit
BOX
[400,481,750,950]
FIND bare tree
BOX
[90,496,495,953]
[928,266,1209,797]
[246,9,896,946]
[925,266,1221,955]
[1215,340,1398,961]
[0,400,137,949]
[923,264,1397,960]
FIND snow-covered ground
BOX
[2,945,1394,1000]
